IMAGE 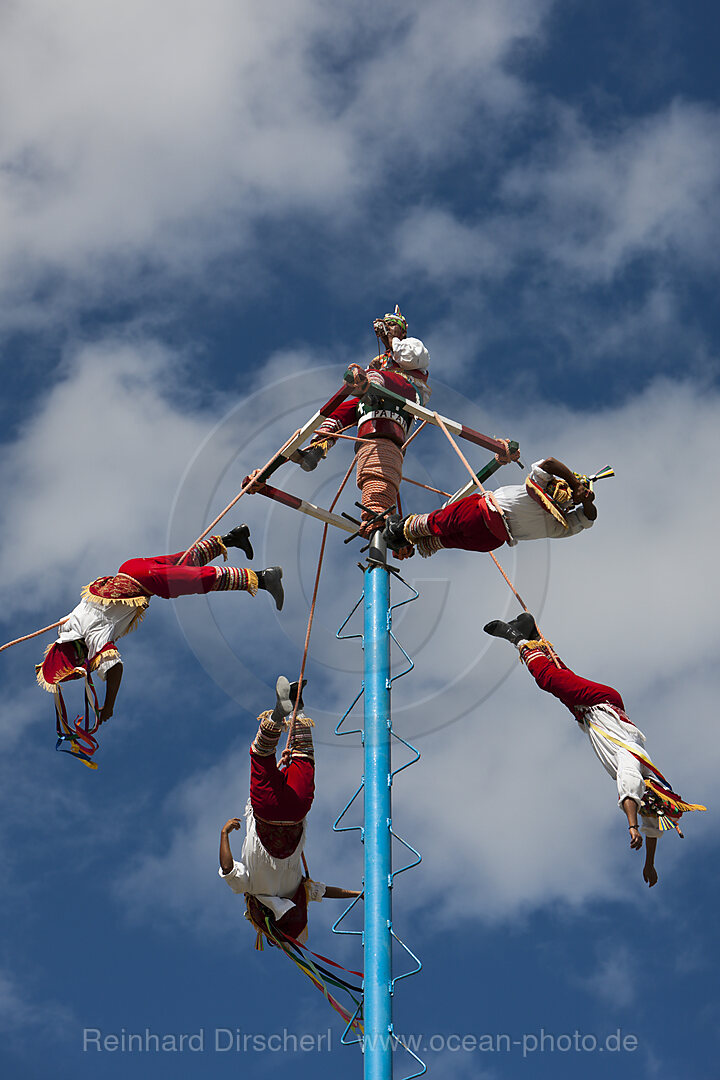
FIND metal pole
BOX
[363,533,393,1080]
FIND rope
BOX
[355,440,403,530]
[323,431,381,447]
[175,429,302,566]
[0,619,68,654]
[401,419,428,452]
[432,411,559,666]
[402,476,451,498]
[281,452,360,766]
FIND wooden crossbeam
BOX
[251,480,358,534]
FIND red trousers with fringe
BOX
[118,552,217,600]
[425,494,509,552]
[524,652,626,721]
[250,752,315,824]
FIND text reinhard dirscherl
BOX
[82,1028,639,1057]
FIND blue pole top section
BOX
[363,536,393,1080]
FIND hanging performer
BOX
[219,676,360,944]
[293,306,431,535]
[384,456,603,558]
[483,613,706,887]
[36,526,284,764]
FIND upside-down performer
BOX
[219,677,360,942]
[293,307,431,535]
[384,457,605,557]
[484,613,706,887]
[36,526,283,764]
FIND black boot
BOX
[383,513,409,553]
[257,567,284,611]
[483,619,525,646]
[296,444,324,473]
[508,612,539,641]
[221,524,254,560]
[289,678,307,711]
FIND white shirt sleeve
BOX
[391,337,429,371]
[528,460,551,486]
[562,506,595,535]
[616,752,646,808]
[306,880,326,903]
[218,860,251,894]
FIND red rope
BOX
[281,451,360,765]
[175,428,302,566]
[402,476,451,498]
[0,619,68,654]
[401,419,428,452]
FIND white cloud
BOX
[578,944,638,1008]
[394,99,720,287]
[0,334,227,618]
[0,0,551,324]
[503,100,720,279]
[0,966,71,1034]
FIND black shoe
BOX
[297,445,324,473]
[257,567,284,611]
[483,619,524,646]
[289,678,307,711]
[222,524,254,560]
[508,612,539,641]
[383,513,409,553]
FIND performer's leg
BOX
[402,495,507,557]
[119,553,257,600]
[522,647,625,713]
[250,717,315,821]
[484,615,625,714]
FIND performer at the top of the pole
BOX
[219,676,360,945]
[292,306,431,535]
[36,526,284,736]
[483,612,706,887]
[384,457,606,558]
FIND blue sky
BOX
[1,2,719,1077]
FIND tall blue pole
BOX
[363,537,393,1080]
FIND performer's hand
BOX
[495,440,521,465]
[344,364,370,395]
[629,825,643,851]
[643,864,658,887]
[221,818,242,835]
[571,480,592,504]
[243,470,264,494]
[392,546,415,561]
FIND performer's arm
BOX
[99,663,123,724]
[621,796,643,851]
[323,886,363,899]
[219,817,242,875]
[578,491,597,521]
[642,837,658,888]
[538,457,595,513]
